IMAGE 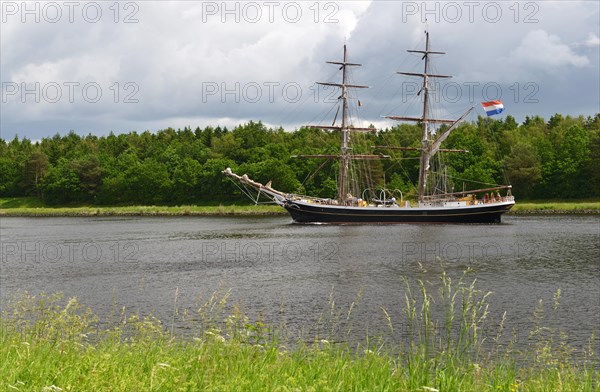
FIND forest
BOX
[0,113,598,205]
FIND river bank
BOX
[1,276,597,391]
[1,198,598,217]
[0,204,286,217]
[509,201,600,214]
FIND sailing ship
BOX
[223,31,515,223]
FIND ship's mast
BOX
[298,45,381,204]
[418,32,432,202]
[384,31,457,203]
[339,45,350,202]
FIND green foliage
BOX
[194,158,244,202]
[21,150,49,197]
[505,143,542,199]
[1,273,597,391]
[72,155,102,199]
[42,158,83,204]
[0,156,21,196]
[171,158,202,203]
[386,172,414,198]
[239,159,301,193]
[540,124,591,198]
[0,114,598,205]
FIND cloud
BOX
[509,29,590,69]
[1,1,598,140]
[583,32,600,47]
[0,2,375,137]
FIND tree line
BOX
[1,113,598,205]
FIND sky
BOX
[1,0,599,140]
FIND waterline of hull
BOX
[283,200,515,224]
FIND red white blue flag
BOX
[481,100,504,116]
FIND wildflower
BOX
[510,381,521,392]
[204,330,225,342]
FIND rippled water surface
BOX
[1,215,599,350]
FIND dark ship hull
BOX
[222,168,515,224]
[283,199,514,224]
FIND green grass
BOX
[0,197,46,209]
[0,197,285,217]
[1,272,597,391]
[1,197,599,216]
[511,200,600,213]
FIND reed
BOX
[1,272,597,391]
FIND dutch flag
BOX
[481,100,504,116]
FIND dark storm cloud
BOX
[1,1,598,140]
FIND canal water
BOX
[1,215,598,352]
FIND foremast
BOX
[385,31,473,203]
[299,45,379,204]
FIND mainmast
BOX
[418,32,434,202]
[339,45,351,203]
[385,31,459,203]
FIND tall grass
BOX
[1,272,597,391]
[2,196,599,216]
[0,203,285,217]
[511,201,600,213]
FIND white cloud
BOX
[583,32,600,47]
[509,29,590,69]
